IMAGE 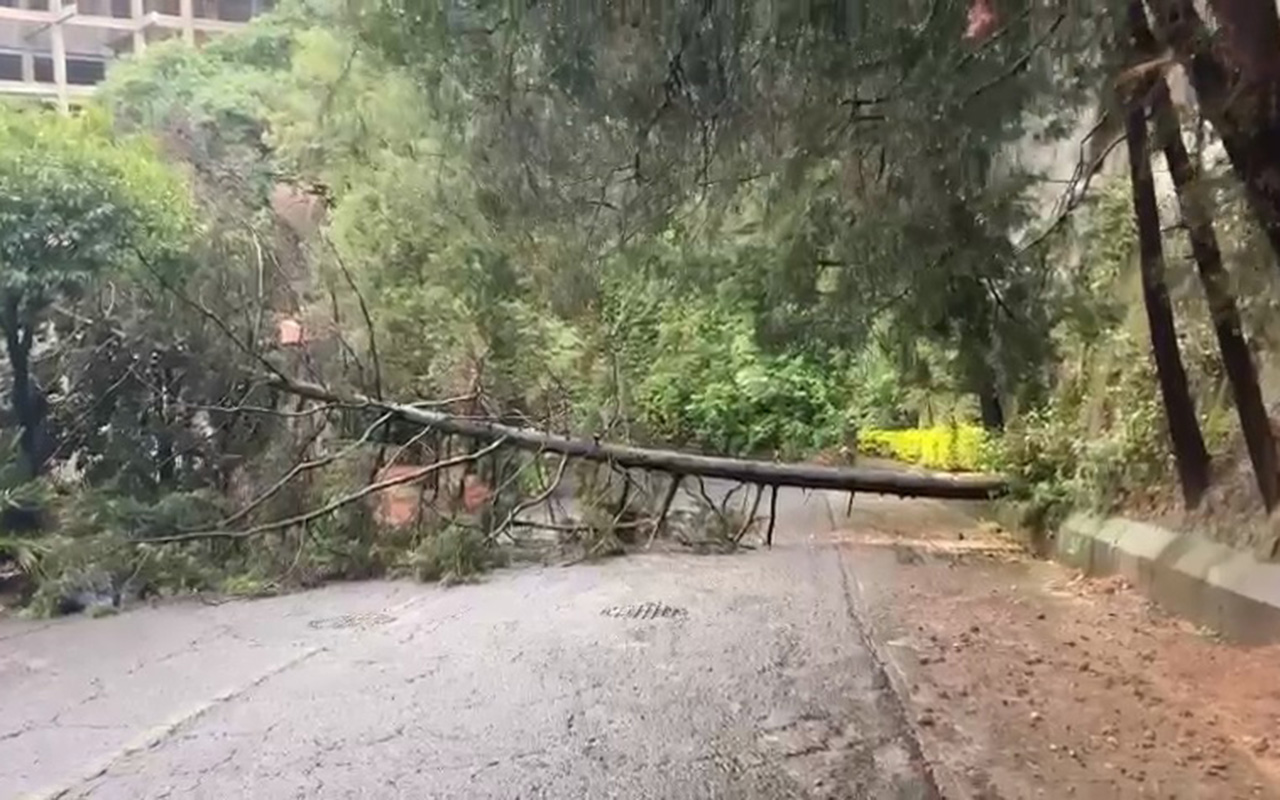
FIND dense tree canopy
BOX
[0,108,192,479]
[6,0,1280,610]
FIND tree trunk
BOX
[273,378,1009,500]
[1145,0,1280,268]
[1150,79,1280,510]
[1204,0,1280,84]
[1,314,45,481]
[1125,103,1212,508]
[978,379,1005,431]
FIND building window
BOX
[32,56,107,86]
[67,58,106,86]
[33,57,52,84]
[0,53,21,82]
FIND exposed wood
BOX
[271,378,1010,500]
[1123,101,1211,508]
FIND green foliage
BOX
[627,298,852,456]
[22,531,220,617]
[994,177,1234,529]
[0,534,50,577]
[5,0,1203,613]
[100,30,291,205]
[0,104,191,313]
[59,488,227,540]
[403,524,502,585]
[220,573,281,598]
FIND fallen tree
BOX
[273,378,1008,501]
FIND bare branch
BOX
[384,424,438,471]
[1016,117,1128,256]
[691,474,722,521]
[192,400,344,418]
[216,411,394,530]
[968,14,1067,100]
[136,437,508,544]
[511,517,648,533]
[647,474,683,549]
[733,484,765,544]
[134,248,291,385]
[488,454,569,543]
[323,235,384,401]
[765,485,779,548]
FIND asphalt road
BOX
[1,489,955,800]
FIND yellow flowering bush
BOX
[857,425,989,472]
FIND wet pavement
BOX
[1,489,944,800]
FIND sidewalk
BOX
[837,500,1280,799]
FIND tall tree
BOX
[1144,0,1280,268]
[354,0,1101,408]
[1123,102,1211,507]
[0,107,190,479]
[1127,2,1280,509]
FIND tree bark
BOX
[271,378,1009,500]
[1144,0,1280,268]
[1149,76,1280,509]
[1,300,46,481]
[1130,0,1278,509]
[978,376,1005,431]
[1124,103,1212,508]
[1204,0,1280,84]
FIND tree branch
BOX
[488,454,570,543]
[215,411,394,530]
[269,377,1008,499]
[136,437,508,544]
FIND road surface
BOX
[1,488,948,800]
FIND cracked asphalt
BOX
[1,489,949,799]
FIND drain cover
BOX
[601,601,687,620]
[309,612,395,630]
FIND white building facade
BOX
[0,0,269,110]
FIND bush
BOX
[630,301,853,457]
[858,425,990,472]
[402,524,501,585]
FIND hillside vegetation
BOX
[5,0,1280,612]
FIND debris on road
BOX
[843,511,1280,799]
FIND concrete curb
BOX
[1057,513,1280,644]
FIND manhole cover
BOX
[309,612,395,630]
[601,601,687,620]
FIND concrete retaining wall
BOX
[1056,514,1280,644]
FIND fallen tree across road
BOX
[273,378,1008,501]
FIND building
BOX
[0,0,270,111]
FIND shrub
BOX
[403,524,501,585]
[858,425,990,472]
